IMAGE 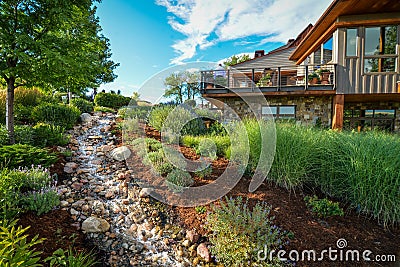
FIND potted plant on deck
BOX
[308,72,319,85]
[256,73,272,87]
[317,69,331,85]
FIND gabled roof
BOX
[290,0,400,63]
[231,24,313,68]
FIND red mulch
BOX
[144,125,400,267]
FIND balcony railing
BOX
[200,63,337,94]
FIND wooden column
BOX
[332,94,344,130]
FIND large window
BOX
[364,26,398,73]
[344,109,396,131]
[262,105,296,120]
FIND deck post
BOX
[332,94,344,130]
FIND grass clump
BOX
[165,169,193,193]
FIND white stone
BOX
[80,113,92,123]
[110,146,131,161]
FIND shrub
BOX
[94,92,133,109]
[45,247,98,267]
[143,151,165,166]
[181,135,230,158]
[196,138,217,160]
[195,206,207,214]
[94,106,115,113]
[118,106,152,121]
[194,165,212,179]
[207,197,287,266]
[21,189,60,216]
[71,98,94,113]
[304,195,344,218]
[145,138,163,152]
[32,103,80,129]
[33,123,69,147]
[0,126,8,146]
[165,169,193,193]
[148,105,174,131]
[14,125,35,145]
[0,219,43,267]
[0,144,57,169]
[0,167,56,219]
[154,162,174,176]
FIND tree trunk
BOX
[6,77,15,144]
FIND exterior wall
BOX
[344,101,400,132]
[219,95,333,127]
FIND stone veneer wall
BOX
[220,95,333,127]
[344,101,400,132]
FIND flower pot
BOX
[320,72,331,85]
[308,77,319,85]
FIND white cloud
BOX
[156,0,332,64]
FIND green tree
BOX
[0,0,118,143]
[222,54,251,67]
[163,71,200,104]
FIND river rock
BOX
[197,243,211,262]
[64,162,78,174]
[110,146,131,161]
[80,113,92,123]
[81,216,110,233]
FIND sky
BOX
[95,0,332,103]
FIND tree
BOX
[163,71,200,104]
[0,0,119,143]
[222,54,251,68]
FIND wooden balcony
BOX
[201,64,337,96]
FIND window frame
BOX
[363,25,398,73]
[344,109,396,131]
[262,105,296,120]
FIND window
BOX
[262,105,296,120]
[364,26,398,73]
[346,28,358,57]
[344,109,395,131]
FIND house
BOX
[201,0,400,132]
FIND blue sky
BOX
[96,0,332,102]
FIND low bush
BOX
[0,219,43,267]
[165,169,193,193]
[304,195,344,218]
[194,165,212,179]
[21,190,60,216]
[196,138,217,160]
[32,103,80,129]
[71,98,94,113]
[154,162,174,176]
[94,106,115,113]
[33,123,69,147]
[45,247,98,267]
[118,106,152,121]
[94,92,133,109]
[148,105,174,132]
[207,197,287,266]
[0,167,57,219]
[0,144,57,169]
[0,126,8,145]
[14,125,35,145]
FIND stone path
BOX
[57,113,207,266]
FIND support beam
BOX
[332,94,344,130]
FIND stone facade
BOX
[220,95,333,127]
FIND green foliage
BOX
[0,220,43,267]
[32,103,80,129]
[0,167,56,219]
[195,206,207,214]
[148,105,174,132]
[145,138,163,152]
[181,135,230,158]
[0,125,8,145]
[194,165,213,179]
[71,98,94,113]
[222,54,251,67]
[165,169,194,193]
[163,71,200,104]
[118,106,152,121]
[45,247,98,267]
[33,123,69,147]
[94,92,133,109]
[304,195,344,218]
[94,106,115,113]
[22,190,60,216]
[196,139,217,160]
[14,125,35,145]
[0,144,57,169]
[207,197,287,266]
